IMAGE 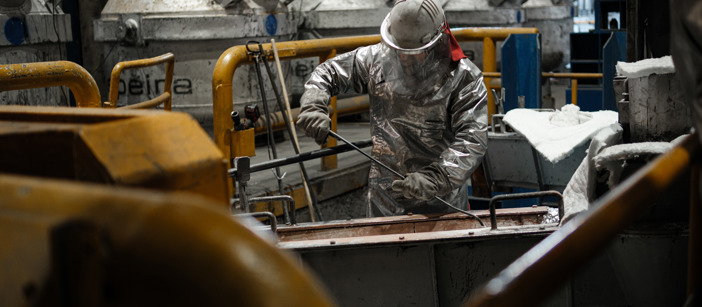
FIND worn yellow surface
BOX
[0,106,228,206]
[0,174,335,306]
[0,61,101,107]
[107,53,175,110]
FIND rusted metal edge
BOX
[279,224,557,251]
[277,207,549,233]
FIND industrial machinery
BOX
[1,3,699,303]
[93,0,297,134]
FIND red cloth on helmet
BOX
[443,22,466,62]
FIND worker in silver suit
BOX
[296,0,488,216]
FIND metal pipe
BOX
[233,195,297,226]
[0,61,101,108]
[541,72,603,79]
[106,53,175,110]
[482,72,603,79]
[252,195,296,226]
[464,132,701,307]
[483,37,497,118]
[253,96,370,135]
[488,191,563,230]
[236,211,278,233]
[228,139,373,178]
[120,92,171,110]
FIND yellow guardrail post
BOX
[106,53,175,110]
[482,36,497,117]
[0,61,101,107]
[321,49,338,171]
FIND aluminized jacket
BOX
[301,41,488,216]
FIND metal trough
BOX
[483,130,588,192]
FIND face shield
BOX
[380,14,452,93]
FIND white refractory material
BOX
[616,55,676,79]
[503,104,620,164]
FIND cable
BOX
[90,43,117,77]
[50,2,72,105]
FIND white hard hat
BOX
[384,0,446,49]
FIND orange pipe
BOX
[0,61,101,108]
[483,37,497,118]
[483,72,603,79]
[120,92,171,110]
[107,53,175,110]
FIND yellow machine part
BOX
[0,106,229,206]
[0,174,335,306]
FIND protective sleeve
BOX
[439,62,489,189]
[299,45,375,115]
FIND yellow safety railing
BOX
[463,132,702,306]
[0,61,101,108]
[212,28,539,177]
[484,71,603,106]
[105,53,175,111]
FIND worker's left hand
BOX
[391,163,452,200]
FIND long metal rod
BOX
[261,46,320,222]
[228,139,372,178]
[249,42,290,224]
[464,132,701,307]
[328,131,405,179]
[327,130,485,227]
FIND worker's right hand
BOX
[296,111,331,145]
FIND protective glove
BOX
[391,163,452,201]
[296,111,331,145]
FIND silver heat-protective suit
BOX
[299,16,488,217]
